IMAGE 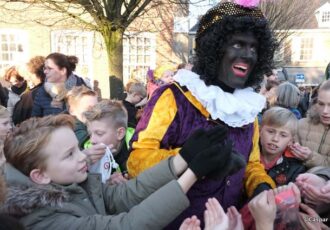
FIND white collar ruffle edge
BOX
[173,69,265,128]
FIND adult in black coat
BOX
[12,56,46,125]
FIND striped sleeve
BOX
[127,88,180,177]
[244,119,276,197]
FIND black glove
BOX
[188,143,230,179]
[208,148,246,180]
[180,125,228,164]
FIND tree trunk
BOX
[101,25,124,81]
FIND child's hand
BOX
[319,181,330,203]
[179,216,201,230]
[296,173,327,188]
[108,172,128,185]
[299,180,330,206]
[248,190,276,228]
[289,143,312,161]
[227,206,243,230]
[296,173,327,206]
[204,198,228,230]
[298,203,325,230]
[83,143,106,164]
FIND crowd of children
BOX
[0,0,330,229]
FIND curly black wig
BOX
[192,15,278,88]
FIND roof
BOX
[188,22,199,34]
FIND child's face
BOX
[160,70,174,84]
[260,124,293,158]
[41,127,88,185]
[316,89,330,125]
[0,117,12,141]
[88,118,123,153]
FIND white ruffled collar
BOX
[173,69,266,127]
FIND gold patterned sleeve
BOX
[244,119,276,197]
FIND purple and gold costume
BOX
[127,82,275,228]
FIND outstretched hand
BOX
[207,144,246,180]
[296,173,327,206]
[248,190,276,229]
[298,203,327,230]
[204,198,243,230]
[179,216,201,230]
[204,198,229,230]
[180,125,228,164]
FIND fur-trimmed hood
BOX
[1,163,70,217]
[307,104,321,124]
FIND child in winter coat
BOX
[1,114,244,230]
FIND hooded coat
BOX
[1,159,189,230]
[298,106,330,168]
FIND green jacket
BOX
[2,158,189,230]
[74,118,89,149]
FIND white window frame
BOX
[322,11,330,22]
[123,32,156,84]
[291,36,314,62]
[0,29,28,70]
[299,37,313,61]
[51,30,93,83]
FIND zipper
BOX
[318,126,329,153]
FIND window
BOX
[0,29,27,70]
[322,11,330,22]
[123,33,156,84]
[51,30,93,82]
[299,37,313,61]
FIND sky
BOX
[189,0,218,17]
[188,0,219,29]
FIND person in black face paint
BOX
[217,32,259,90]
[127,2,278,228]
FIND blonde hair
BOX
[153,64,176,79]
[4,114,75,176]
[0,106,10,119]
[308,79,330,124]
[276,82,301,109]
[66,85,97,108]
[84,100,128,129]
[261,107,298,136]
[319,79,330,92]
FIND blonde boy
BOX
[259,107,305,186]
[83,100,131,185]
[2,114,238,229]
[0,106,11,142]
